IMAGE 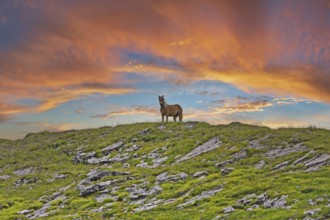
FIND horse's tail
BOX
[177,105,183,122]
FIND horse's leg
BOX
[179,112,183,122]
[161,115,164,122]
[173,116,177,122]
[166,115,168,122]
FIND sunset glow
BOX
[1,0,330,139]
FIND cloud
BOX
[91,105,158,119]
[0,0,330,122]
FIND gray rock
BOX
[17,209,31,215]
[86,169,112,181]
[101,141,124,155]
[304,153,329,167]
[152,156,168,166]
[193,171,208,178]
[78,180,116,197]
[158,124,166,130]
[256,193,268,204]
[29,195,66,219]
[176,137,222,163]
[304,208,321,216]
[292,151,314,166]
[255,160,265,169]
[264,195,288,208]
[140,128,150,135]
[265,144,306,159]
[55,174,67,179]
[148,152,160,159]
[221,167,234,176]
[123,163,130,168]
[109,153,131,163]
[156,172,188,183]
[73,151,96,163]
[86,157,100,164]
[308,199,317,206]
[124,145,141,152]
[272,161,290,170]
[247,204,259,211]
[185,122,197,129]
[134,199,164,212]
[14,177,38,187]
[223,206,235,213]
[13,167,34,176]
[215,159,234,168]
[0,175,10,180]
[177,186,222,209]
[233,150,247,160]
[237,194,256,205]
[95,194,116,203]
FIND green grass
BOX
[0,122,329,219]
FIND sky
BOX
[1,0,330,139]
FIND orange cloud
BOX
[1,0,330,120]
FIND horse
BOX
[158,95,183,122]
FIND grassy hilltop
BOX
[0,122,329,220]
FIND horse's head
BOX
[158,95,165,106]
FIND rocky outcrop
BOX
[177,186,223,209]
[265,143,306,159]
[101,141,124,155]
[176,137,222,163]
[156,172,188,184]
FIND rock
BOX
[73,151,96,164]
[233,150,247,160]
[14,177,38,187]
[152,156,168,166]
[86,157,100,164]
[29,195,66,219]
[193,171,208,178]
[134,199,164,212]
[127,184,162,200]
[17,209,31,215]
[148,152,160,159]
[265,144,306,159]
[304,208,321,215]
[101,141,124,155]
[221,167,234,176]
[246,204,259,211]
[256,193,268,204]
[140,128,150,135]
[264,195,288,208]
[308,199,317,206]
[223,206,235,213]
[215,159,234,168]
[123,163,130,168]
[255,160,265,169]
[109,153,131,163]
[272,161,290,170]
[247,135,270,149]
[156,172,188,183]
[124,145,141,152]
[78,180,116,197]
[185,122,197,129]
[0,175,10,180]
[55,173,67,179]
[95,194,116,203]
[237,194,256,205]
[158,124,166,130]
[87,169,112,181]
[176,137,222,163]
[13,167,34,176]
[177,186,222,209]
[304,153,329,167]
[292,151,314,166]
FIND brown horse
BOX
[158,95,183,122]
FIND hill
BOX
[0,122,329,219]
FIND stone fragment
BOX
[223,206,235,213]
[193,171,208,178]
[176,137,222,163]
[101,141,124,155]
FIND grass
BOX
[0,122,329,219]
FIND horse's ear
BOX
[161,95,164,98]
